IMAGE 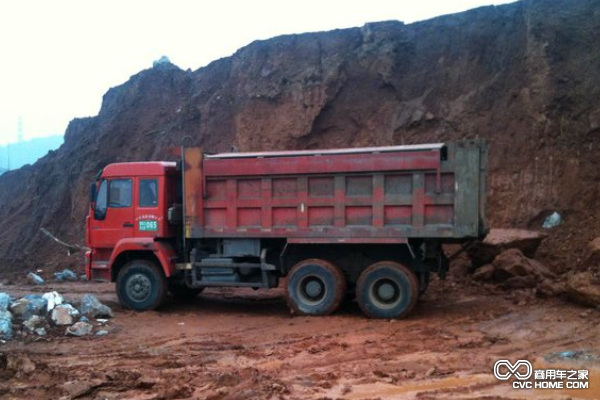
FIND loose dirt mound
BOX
[1,0,600,276]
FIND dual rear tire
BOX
[356,261,419,319]
[285,259,419,319]
[285,259,346,316]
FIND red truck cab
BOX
[86,162,178,282]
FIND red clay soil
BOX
[1,279,599,400]
[0,0,600,276]
[2,3,600,397]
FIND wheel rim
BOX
[297,274,327,305]
[370,278,401,309]
[126,273,152,302]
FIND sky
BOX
[0,0,516,145]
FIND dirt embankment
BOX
[0,0,600,275]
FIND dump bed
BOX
[183,140,487,242]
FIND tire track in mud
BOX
[1,282,600,399]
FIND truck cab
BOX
[86,162,178,282]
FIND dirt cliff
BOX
[0,0,599,274]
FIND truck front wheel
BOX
[286,259,346,316]
[356,261,419,319]
[117,260,168,311]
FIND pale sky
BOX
[0,0,516,145]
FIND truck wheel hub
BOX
[298,275,327,304]
[305,280,323,298]
[127,274,152,301]
[372,278,400,307]
[377,282,396,301]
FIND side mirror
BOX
[89,183,97,204]
[94,207,106,221]
[92,180,107,220]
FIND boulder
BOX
[9,298,29,317]
[23,315,48,333]
[471,249,555,290]
[26,272,44,285]
[467,229,547,268]
[54,269,78,282]
[66,321,93,337]
[492,248,555,282]
[22,295,48,320]
[10,295,48,320]
[579,237,600,274]
[42,291,64,312]
[79,294,113,318]
[537,278,566,297]
[0,309,13,339]
[0,293,10,311]
[472,264,494,281]
[566,272,600,307]
[51,304,80,326]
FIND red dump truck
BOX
[86,140,488,318]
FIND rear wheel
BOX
[356,261,419,319]
[117,260,167,311]
[286,259,346,316]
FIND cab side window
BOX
[94,180,108,220]
[139,179,158,207]
[108,179,132,208]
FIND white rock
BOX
[66,321,93,337]
[23,315,48,333]
[51,304,80,326]
[42,291,64,312]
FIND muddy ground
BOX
[0,278,599,400]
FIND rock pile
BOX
[467,229,547,268]
[0,291,113,340]
[20,269,83,286]
[470,235,600,309]
[473,248,556,290]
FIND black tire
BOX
[285,259,346,316]
[356,261,419,319]
[117,259,168,311]
[168,280,204,300]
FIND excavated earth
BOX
[1,0,600,398]
[1,279,600,400]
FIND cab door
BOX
[134,177,163,238]
[89,178,135,248]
